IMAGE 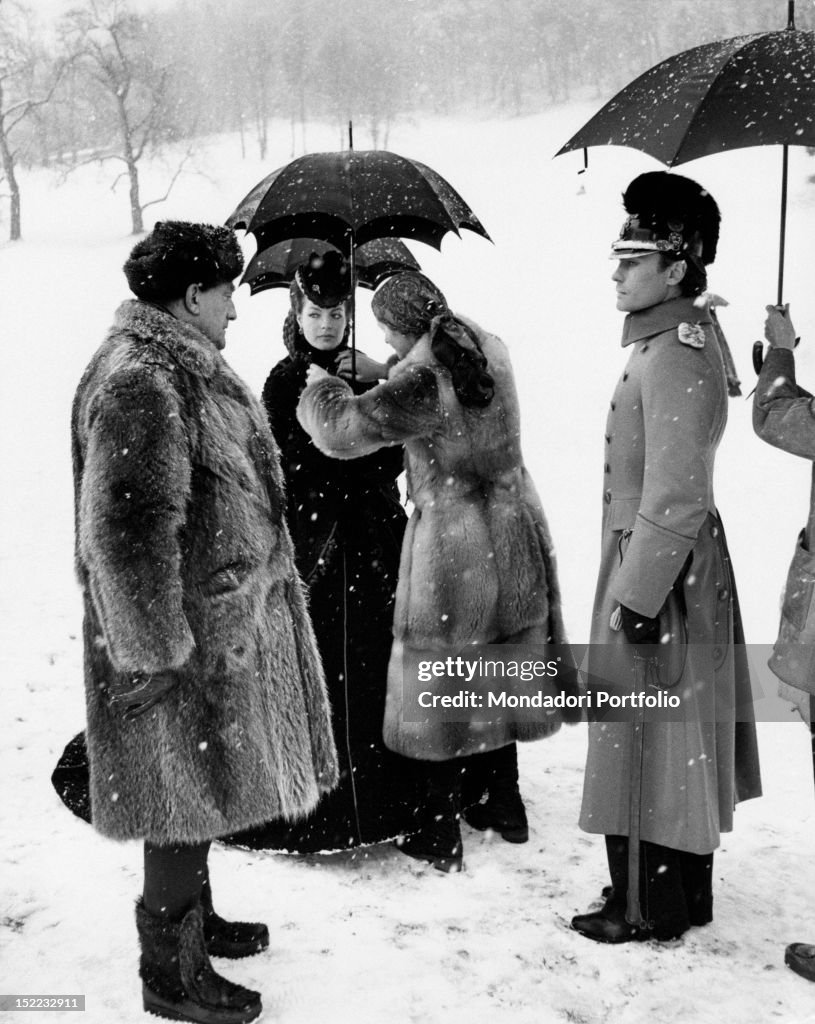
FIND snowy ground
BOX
[2,104,815,1023]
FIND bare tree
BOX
[0,2,64,240]
[60,0,184,234]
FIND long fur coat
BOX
[297,318,577,759]
[72,300,338,844]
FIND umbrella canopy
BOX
[241,237,420,296]
[557,28,815,166]
[226,149,491,253]
[557,2,815,306]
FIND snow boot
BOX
[463,744,529,843]
[200,875,269,960]
[136,899,261,1024]
[395,761,464,873]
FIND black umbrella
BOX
[227,141,490,369]
[227,149,490,253]
[241,237,420,296]
[557,0,815,306]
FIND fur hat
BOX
[294,251,352,308]
[123,221,244,302]
[610,171,720,266]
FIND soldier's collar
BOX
[621,296,712,348]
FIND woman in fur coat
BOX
[72,222,337,1024]
[297,271,576,871]
[224,253,421,852]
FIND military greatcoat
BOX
[579,296,761,854]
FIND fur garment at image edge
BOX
[72,299,338,845]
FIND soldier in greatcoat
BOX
[571,173,761,944]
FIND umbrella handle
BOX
[752,340,765,375]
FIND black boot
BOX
[462,744,529,843]
[136,899,261,1024]
[201,874,269,960]
[396,761,464,873]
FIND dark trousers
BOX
[606,835,713,939]
[143,840,210,921]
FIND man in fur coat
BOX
[72,221,338,1024]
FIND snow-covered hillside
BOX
[2,106,815,1024]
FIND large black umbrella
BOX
[227,145,490,367]
[241,237,420,296]
[557,0,815,305]
[227,149,490,253]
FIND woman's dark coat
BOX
[226,345,419,851]
[72,300,338,845]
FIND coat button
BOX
[604,490,611,504]
[623,372,629,381]
[718,587,729,601]
[605,463,610,474]
[642,344,649,352]
[605,434,611,444]
[713,646,722,660]
[610,401,616,411]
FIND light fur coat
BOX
[73,300,338,844]
[297,317,576,759]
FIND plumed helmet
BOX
[123,221,244,302]
[610,171,720,266]
[293,250,352,309]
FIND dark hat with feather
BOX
[294,250,352,308]
[610,171,720,269]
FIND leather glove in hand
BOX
[108,670,180,720]
[619,605,661,647]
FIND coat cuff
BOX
[610,514,696,617]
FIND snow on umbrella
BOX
[226,149,491,253]
[241,237,421,296]
[227,146,490,371]
[557,0,815,311]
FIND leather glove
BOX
[108,670,180,720]
[619,605,661,647]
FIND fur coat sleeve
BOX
[296,364,444,458]
[78,364,195,674]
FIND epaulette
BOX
[677,322,706,349]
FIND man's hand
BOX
[108,670,180,720]
[764,304,798,351]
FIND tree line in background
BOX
[0,0,809,239]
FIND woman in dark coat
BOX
[227,253,420,852]
[297,272,577,871]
